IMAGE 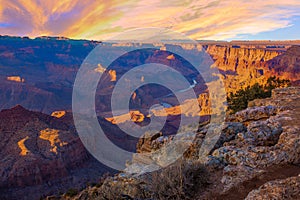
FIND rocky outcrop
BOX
[206,87,300,194]
[111,87,300,199]
[245,175,300,200]
[105,110,145,124]
[227,105,279,123]
[51,111,66,118]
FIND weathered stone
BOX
[229,105,278,123]
[221,165,264,192]
[245,175,300,200]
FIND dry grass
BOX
[142,160,210,200]
[71,160,210,200]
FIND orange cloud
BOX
[1,0,300,40]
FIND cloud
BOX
[1,0,300,40]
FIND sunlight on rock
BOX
[150,94,211,117]
[18,136,30,156]
[109,70,117,81]
[51,110,66,118]
[106,110,145,124]
[166,54,175,60]
[106,94,212,125]
[7,76,25,83]
[132,92,137,100]
[94,63,106,73]
[39,128,67,154]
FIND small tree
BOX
[227,77,291,113]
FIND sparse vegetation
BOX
[82,175,149,200]
[227,76,290,113]
[65,188,78,197]
[96,179,126,199]
[142,160,210,200]
[70,160,210,200]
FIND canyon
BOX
[0,36,299,116]
[0,36,300,199]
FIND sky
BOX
[0,0,300,41]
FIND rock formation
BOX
[0,105,112,200]
[206,45,283,93]
[245,175,300,199]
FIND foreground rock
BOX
[208,87,300,195]
[131,87,300,199]
[245,175,300,200]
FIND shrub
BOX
[142,160,210,200]
[97,179,125,200]
[90,177,148,200]
[65,188,78,197]
[60,161,209,200]
[227,76,290,113]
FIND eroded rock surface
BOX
[245,175,300,200]
[0,105,111,200]
[207,87,300,194]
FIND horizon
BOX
[1,34,300,43]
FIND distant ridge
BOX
[1,34,300,45]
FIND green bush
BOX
[227,76,290,113]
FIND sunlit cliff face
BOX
[1,0,300,40]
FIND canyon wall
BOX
[0,36,299,114]
[206,45,282,93]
